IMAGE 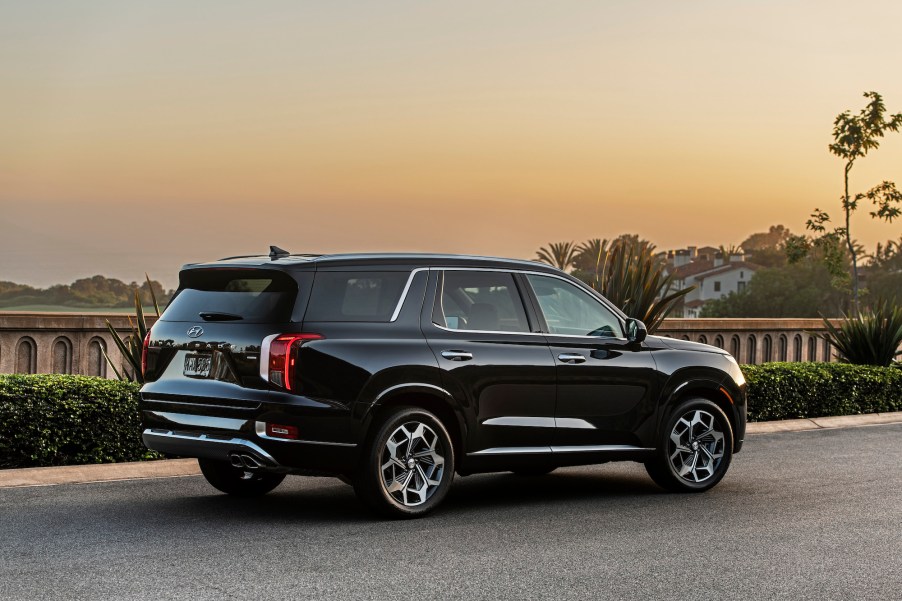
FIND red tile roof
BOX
[672,260,760,280]
[694,262,761,280]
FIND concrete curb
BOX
[2,411,901,489]
[745,411,902,434]
[0,458,201,488]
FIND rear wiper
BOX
[198,312,243,321]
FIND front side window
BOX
[526,274,622,338]
[435,271,530,333]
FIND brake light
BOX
[141,330,152,376]
[261,333,323,391]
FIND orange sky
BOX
[2,1,901,288]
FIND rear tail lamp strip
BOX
[260,333,323,391]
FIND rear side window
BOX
[435,271,530,333]
[161,270,299,323]
[304,271,410,322]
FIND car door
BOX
[521,273,658,449]
[422,269,557,453]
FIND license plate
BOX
[184,354,212,377]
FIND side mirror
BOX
[626,318,647,343]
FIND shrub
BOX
[0,374,159,469]
[741,362,902,422]
[820,300,902,366]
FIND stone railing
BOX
[657,318,838,364]
[0,312,843,378]
[0,312,158,378]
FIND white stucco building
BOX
[670,250,760,318]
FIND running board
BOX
[468,445,653,456]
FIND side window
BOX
[435,271,530,333]
[525,275,622,338]
[305,271,410,322]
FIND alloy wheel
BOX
[380,421,446,507]
[668,409,725,483]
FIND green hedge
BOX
[1,365,900,469]
[741,362,902,422]
[0,374,158,469]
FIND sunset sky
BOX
[2,0,901,289]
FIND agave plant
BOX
[820,300,902,366]
[582,238,693,333]
[536,241,578,271]
[103,274,162,383]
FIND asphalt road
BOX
[1,424,900,601]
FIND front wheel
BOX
[198,458,286,497]
[645,399,734,493]
[354,407,455,518]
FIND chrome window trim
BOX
[389,268,429,322]
[427,267,627,340]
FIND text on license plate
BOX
[184,354,212,377]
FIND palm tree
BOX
[536,241,577,271]
[573,238,609,275]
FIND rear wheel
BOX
[645,398,733,493]
[198,458,286,497]
[354,407,455,518]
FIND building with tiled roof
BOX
[663,246,761,317]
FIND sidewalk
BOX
[2,411,901,488]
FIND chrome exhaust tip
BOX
[240,453,263,469]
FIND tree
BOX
[741,225,791,252]
[700,260,846,318]
[867,236,902,304]
[806,92,902,311]
[740,225,792,268]
[536,241,578,271]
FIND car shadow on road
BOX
[145,465,668,524]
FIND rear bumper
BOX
[143,429,285,471]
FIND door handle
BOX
[441,350,473,361]
[558,353,586,364]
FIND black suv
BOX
[140,248,746,517]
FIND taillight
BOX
[261,333,323,391]
[141,330,152,376]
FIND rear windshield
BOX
[161,269,299,323]
[304,271,410,322]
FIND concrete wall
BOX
[0,313,842,377]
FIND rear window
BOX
[161,270,299,323]
[304,271,410,322]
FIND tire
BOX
[354,406,455,518]
[198,458,286,497]
[645,398,734,493]
[512,467,556,477]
